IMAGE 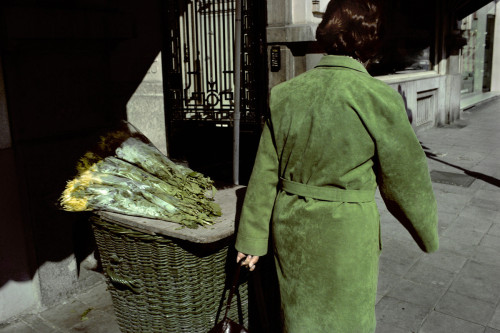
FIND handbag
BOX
[208,259,249,333]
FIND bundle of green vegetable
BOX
[60,135,221,228]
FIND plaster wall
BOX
[268,0,327,26]
[126,53,167,155]
[267,0,289,26]
[267,0,322,43]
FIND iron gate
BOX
[163,0,267,183]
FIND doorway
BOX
[163,0,268,185]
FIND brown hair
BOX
[316,0,382,63]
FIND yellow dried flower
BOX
[60,179,90,211]
[76,151,103,174]
[78,170,102,187]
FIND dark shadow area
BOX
[398,85,413,124]
[423,145,500,188]
[168,123,261,185]
[215,187,282,333]
[369,0,435,76]
[0,0,165,304]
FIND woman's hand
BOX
[237,252,260,271]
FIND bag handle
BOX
[222,258,245,321]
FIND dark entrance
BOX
[163,0,268,185]
[482,13,495,92]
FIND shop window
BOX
[460,1,496,95]
[369,1,434,76]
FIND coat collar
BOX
[315,55,368,74]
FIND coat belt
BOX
[279,178,375,203]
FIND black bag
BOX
[209,260,249,333]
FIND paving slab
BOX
[435,212,459,235]
[375,296,429,332]
[453,214,494,233]
[459,205,499,224]
[68,308,120,333]
[417,249,468,273]
[435,291,496,325]
[485,328,500,333]
[472,245,500,267]
[379,240,422,277]
[19,315,59,333]
[480,180,500,192]
[448,261,500,304]
[377,268,402,300]
[386,278,446,308]
[74,283,114,313]
[0,321,38,333]
[404,261,457,287]
[489,224,500,236]
[441,226,485,246]
[490,305,500,331]
[419,311,485,333]
[375,322,409,333]
[434,234,477,258]
[469,190,500,212]
[436,194,470,215]
[480,234,500,250]
[38,299,93,331]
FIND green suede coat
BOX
[235,55,439,333]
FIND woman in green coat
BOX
[235,1,439,332]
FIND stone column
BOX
[473,6,488,94]
[266,0,324,90]
[491,1,500,91]
[126,52,167,154]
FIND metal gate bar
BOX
[165,0,265,124]
[165,0,236,122]
[163,0,267,183]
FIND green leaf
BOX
[81,307,94,321]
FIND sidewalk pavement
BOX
[1,97,499,333]
[375,97,500,333]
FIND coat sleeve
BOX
[235,119,279,256]
[357,85,439,253]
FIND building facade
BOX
[267,0,499,132]
[460,1,500,95]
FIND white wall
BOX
[0,279,40,322]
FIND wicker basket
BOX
[91,216,248,333]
